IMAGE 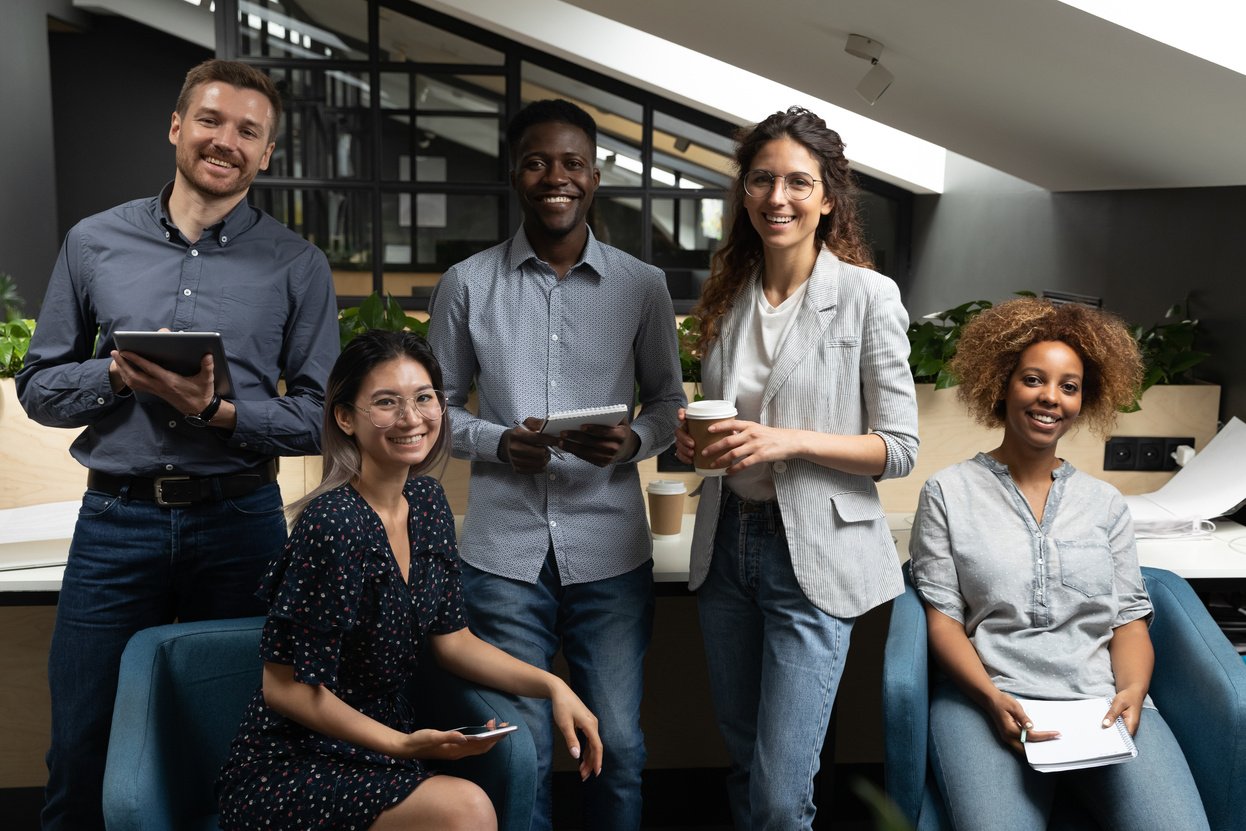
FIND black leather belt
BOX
[87,460,278,507]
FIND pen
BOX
[512,420,566,459]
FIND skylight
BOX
[1057,0,1246,77]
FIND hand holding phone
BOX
[453,723,519,741]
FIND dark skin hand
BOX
[500,418,639,472]
[559,422,639,467]
[499,417,563,474]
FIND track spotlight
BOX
[845,34,894,105]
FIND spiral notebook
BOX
[1016,697,1138,772]
[539,404,629,436]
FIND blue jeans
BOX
[929,681,1210,831]
[698,493,855,831]
[461,549,654,831]
[42,483,285,831]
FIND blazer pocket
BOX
[825,336,861,348]
[829,489,886,524]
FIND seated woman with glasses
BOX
[909,298,1209,831]
[218,330,602,831]
[672,106,918,829]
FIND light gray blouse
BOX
[910,453,1152,703]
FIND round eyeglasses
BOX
[742,169,824,201]
[353,390,446,428]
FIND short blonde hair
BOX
[949,298,1143,438]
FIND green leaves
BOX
[0,318,35,378]
[906,299,994,389]
[1129,300,1209,408]
[337,291,427,349]
[676,315,701,384]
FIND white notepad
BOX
[1016,697,1138,772]
[539,404,629,436]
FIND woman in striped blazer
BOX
[674,107,919,830]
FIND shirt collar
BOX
[508,224,605,280]
[154,181,261,248]
[975,451,1075,479]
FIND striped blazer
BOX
[688,247,919,618]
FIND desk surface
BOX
[5,514,1246,596]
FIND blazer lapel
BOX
[758,249,840,416]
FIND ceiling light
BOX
[845,34,894,105]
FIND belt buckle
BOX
[154,476,195,507]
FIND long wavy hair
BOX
[694,107,872,354]
[286,330,450,524]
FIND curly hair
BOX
[950,298,1143,438]
[693,107,872,354]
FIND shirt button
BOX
[240,442,248,447]
[548,473,556,481]
[165,464,174,471]
[773,461,787,473]
[549,521,557,528]
[96,397,105,405]
[220,235,229,243]
[549,380,556,388]
[551,334,559,341]
[190,249,199,257]
[164,231,171,239]
[168,420,177,428]
[183,288,192,296]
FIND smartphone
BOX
[454,723,519,741]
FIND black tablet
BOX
[113,331,235,397]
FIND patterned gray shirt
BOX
[427,226,684,584]
[910,453,1152,703]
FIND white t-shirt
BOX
[726,278,808,501]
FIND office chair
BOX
[883,566,1246,831]
[102,616,537,831]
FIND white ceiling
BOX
[564,0,1246,192]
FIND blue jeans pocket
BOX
[79,489,119,519]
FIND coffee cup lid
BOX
[646,479,688,495]
[685,399,737,419]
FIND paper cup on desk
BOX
[646,480,687,538]
[685,400,737,477]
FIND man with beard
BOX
[427,99,684,831]
[16,59,338,831]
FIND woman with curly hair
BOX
[672,107,918,829]
[909,297,1209,830]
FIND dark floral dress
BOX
[217,477,466,830]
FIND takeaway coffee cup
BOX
[646,480,687,538]
[685,399,737,477]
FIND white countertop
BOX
[3,511,1245,594]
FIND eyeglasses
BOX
[742,169,824,201]
[353,390,446,428]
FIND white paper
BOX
[0,501,79,544]
[1124,417,1246,524]
[1016,697,1137,772]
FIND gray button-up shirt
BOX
[428,226,684,585]
[910,453,1152,703]
[17,183,339,475]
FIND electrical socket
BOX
[1103,436,1194,471]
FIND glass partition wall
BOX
[214,0,910,310]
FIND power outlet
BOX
[1103,436,1194,471]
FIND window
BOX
[216,0,910,309]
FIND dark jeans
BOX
[42,483,285,831]
[462,550,655,831]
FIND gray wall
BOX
[0,5,206,320]
[0,2,79,314]
[909,153,1246,422]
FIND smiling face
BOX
[742,136,832,257]
[511,120,600,243]
[1000,340,1084,455]
[170,81,275,203]
[335,356,442,479]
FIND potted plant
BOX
[337,291,427,349]
[905,293,1209,411]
